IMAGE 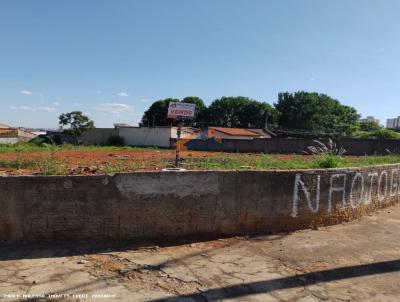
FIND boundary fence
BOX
[182,137,400,155]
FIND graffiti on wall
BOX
[291,168,400,217]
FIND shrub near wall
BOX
[0,165,399,243]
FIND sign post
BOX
[175,123,182,167]
[167,102,196,168]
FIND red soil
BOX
[0,149,315,176]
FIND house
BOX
[0,124,37,144]
[205,127,275,140]
[21,128,47,136]
[0,123,10,129]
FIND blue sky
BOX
[0,0,399,128]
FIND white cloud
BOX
[10,105,56,112]
[20,90,44,96]
[52,102,60,106]
[116,92,129,97]
[95,103,134,115]
[20,90,34,96]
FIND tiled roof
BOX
[0,123,10,129]
[0,129,18,138]
[247,128,276,136]
[210,127,266,137]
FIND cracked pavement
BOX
[1,204,400,301]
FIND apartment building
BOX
[360,116,380,125]
[387,117,400,130]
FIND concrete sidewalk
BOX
[1,205,400,301]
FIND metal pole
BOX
[175,120,182,168]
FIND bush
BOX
[306,139,344,168]
[30,135,53,146]
[38,157,68,175]
[361,129,400,139]
[358,120,381,132]
[313,154,341,168]
[0,158,36,169]
[306,139,346,156]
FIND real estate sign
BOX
[167,102,196,119]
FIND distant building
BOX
[0,127,37,144]
[387,117,400,130]
[360,116,380,125]
[0,123,10,129]
[0,123,49,143]
[20,128,47,136]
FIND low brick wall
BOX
[1,165,399,242]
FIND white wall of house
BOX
[0,138,18,144]
[119,127,173,147]
[170,127,198,139]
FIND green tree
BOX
[58,111,95,136]
[359,120,381,132]
[141,98,180,126]
[141,97,206,127]
[181,96,207,126]
[206,96,277,128]
[274,91,360,136]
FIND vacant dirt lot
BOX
[1,204,400,301]
[2,145,400,176]
[0,149,316,176]
[0,149,216,175]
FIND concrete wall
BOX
[1,165,399,243]
[17,129,37,141]
[0,138,18,144]
[79,128,118,145]
[0,129,36,144]
[120,127,194,147]
[185,137,400,155]
[119,127,173,147]
[79,127,199,147]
